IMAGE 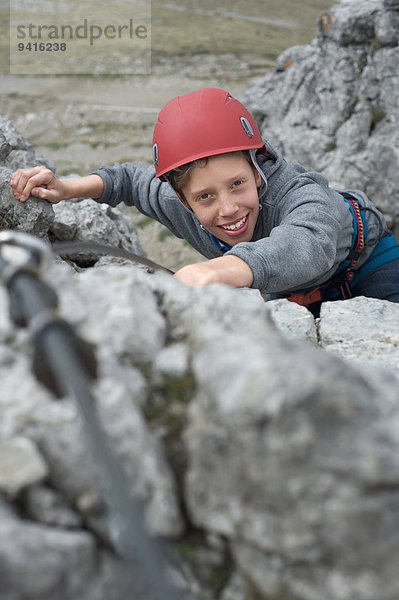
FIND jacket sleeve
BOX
[227,177,354,294]
[91,161,187,238]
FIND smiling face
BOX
[180,152,261,246]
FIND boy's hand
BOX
[174,255,254,288]
[10,166,65,204]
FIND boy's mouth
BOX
[218,214,249,236]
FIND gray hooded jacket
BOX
[92,140,388,295]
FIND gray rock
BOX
[0,349,55,440]
[23,365,183,542]
[318,296,399,374]
[0,496,133,600]
[0,132,11,162]
[50,198,145,264]
[0,115,146,258]
[183,299,399,600]
[384,0,399,10]
[266,298,318,345]
[319,1,380,47]
[0,116,36,153]
[0,166,55,238]
[241,0,399,235]
[22,485,83,529]
[1,255,399,599]
[220,573,251,600]
[0,437,48,498]
[0,116,55,237]
[94,376,184,538]
[1,264,183,529]
[0,115,55,175]
[58,265,167,365]
[153,342,189,381]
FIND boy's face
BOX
[181,153,261,246]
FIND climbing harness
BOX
[0,231,177,600]
[285,192,369,307]
[348,232,399,286]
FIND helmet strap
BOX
[249,148,268,197]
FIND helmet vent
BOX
[152,143,159,166]
[240,117,254,138]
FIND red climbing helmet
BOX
[152,88,265,180]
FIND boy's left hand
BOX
[174,255,253,288]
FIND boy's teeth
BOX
[221,215,247,231]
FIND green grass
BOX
[158,228,173,242]
[136,216,154,229]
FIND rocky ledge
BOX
[0,260,399,600]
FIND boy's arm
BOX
[10,166,104,203]
[174,255,253,288]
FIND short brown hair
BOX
[168,150,253,193]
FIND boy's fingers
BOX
[11,166,46,191]
[10,167,55,202]
[31,186,46,198]
[19,184,48,202]
[30,185,60,204]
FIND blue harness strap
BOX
[351,234,399,285]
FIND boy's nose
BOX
[218,194,238,217]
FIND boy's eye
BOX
[233,179,243,187]
[196,192,211,202]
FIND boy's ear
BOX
[255,169,262,188]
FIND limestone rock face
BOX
[1,259,399,600]
[0,118,55,238]
[0,116,55,172]
[318,295,399,372]
[241,0,399,233]
[186,293,399,600]
[0,116,144,258]
[50,197,145,264]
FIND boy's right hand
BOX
[10,166,65,204]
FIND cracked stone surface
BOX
[1,261,399,600]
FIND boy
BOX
[10,87,399,315]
